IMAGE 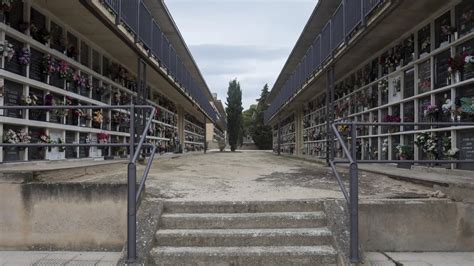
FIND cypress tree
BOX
[226,79,243,152]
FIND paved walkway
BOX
[142,150,436,201]
[366,252,474,265]
[0,251,120,266]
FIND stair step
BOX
[160,211,327,229]
[163,200,324,214]
[155,228,333,247]
[150,245,337,266]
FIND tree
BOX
[226,79,243,152]
[252,84,273,149]
[242,105,257,142]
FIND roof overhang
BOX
[267,0,341,103]
[144,0,214,102]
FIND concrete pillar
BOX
[177,106,185,153]
[295,105,304,156]
[206,122,214,149]
[203,115,207,154]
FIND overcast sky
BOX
[165,0,316,109]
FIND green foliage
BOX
[252,84,273,150]
[226,79,243,152]
[242,105,257,140]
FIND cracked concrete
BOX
[142,151,435,202]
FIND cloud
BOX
[165,0,316,108]
[190,44,289,61]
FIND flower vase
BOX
[454,72,461,84]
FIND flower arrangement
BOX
[112,112,130,124]
[337,124,350,134]
[0,40,15,61]
[442,98,452,114]
[97,132,109,143]
[58,60,72,80]
[441,25,456,36]
[1,0,15,12]
[57,137,65,152]
[448,55,465,74]
[3,129,31,144]
[422,103,439,118]
[415,132,437,156]
[21,93,39,106]
[66,46,78,58]
[462,10,474,23]
[30,23,50,44]
[18,48,31,65]
[384,115,401,123]
[73,73,87,88]
[74,108,86,118]
[42,54,57,75]
[4,129,19,143]
[93,110,103,124]
[382,138,389,154]
[420,37,430,55]
[44,93,54,106]
[53,108,68,118]
[380,46,402,70]
[464,52,474,73]
[395,145,413,160]
[442,136,459,159]
[39,132,52,144]
[378,79,388,93]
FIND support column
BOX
[277,119,281,156]
[295,105,304,156]
[326,66,335,165]
[177,106,185,153]
[205,119,214,150]
[203,114,207,154]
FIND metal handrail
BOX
[0,104,156,262]
[328,121,474,263]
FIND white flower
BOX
[442,99,452,113]
[465,55,474,64]
[448,148,459,156]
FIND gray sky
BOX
[165,0,316,109]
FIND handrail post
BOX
[130,105,135,158]
[127,104,137,261]
[349,122,360,263]
[127,162,137,261]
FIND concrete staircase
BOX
[150,201,338,265]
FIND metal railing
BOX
[328,121,474,263]
[0,104,156,262]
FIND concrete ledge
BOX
[0,159,128,183]
[359,199,474,252]
[0,182,127,251]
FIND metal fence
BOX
[102,0,218,123]
[265,0,386,124]
[0,104,156,262]
[327,121,474,263]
